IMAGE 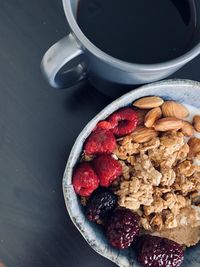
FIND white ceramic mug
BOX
[41,0,200,89]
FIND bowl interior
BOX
[63,79,200,267]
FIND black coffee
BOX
[77,0,198,64]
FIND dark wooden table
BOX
[0,1,200,266]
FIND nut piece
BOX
[154,117,184,132]
[134,108,149,126]
[188,137,200,158]
[193,115,200,132]
[133,96,164,109]
[181,121,194,137]
[144,107,162,128]
[162,101,189,119]
[131,127,158,143]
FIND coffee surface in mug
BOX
[77,0,198,64]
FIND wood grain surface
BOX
[0,1,200,266]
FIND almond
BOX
[131,127,158,143]
[181,121,194,137]
[188,137,200,159]
[144,107,162,128]
[193,115,200,132]
[133,96,164,109]
[134,108,149,126]
[161,101,189,119]
[154,117,184,131]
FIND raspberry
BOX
[106,209,140,249]
[93,155,122,187]
[84,128,116,155]
[72,163,99,197]
[96,121,112,130]
[86,189,117,222]
[108,108,138,137]
[136,235,184,267]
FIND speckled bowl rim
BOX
[63,79,200,267]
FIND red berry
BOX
[106,209,140,249]
[84,128,116,155]
[136,235,184,267]
[73,163,99,197]
[93,155,122,187]
[108,108,138,136]
[96,121,112,130]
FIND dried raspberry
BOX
[136,235,184,267]
[93,155,122,187]
[86,189,117,222]
[106,208,140,249]
[96,121,112,130]
[84,128,116,155]
[108,108,138,137]
[73,163,99,197]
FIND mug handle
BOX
[41,33,87,88]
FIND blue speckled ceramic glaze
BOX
[63,79,200,267]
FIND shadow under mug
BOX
[41,0,200,91]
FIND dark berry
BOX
[108,108,138,136]
[84,128,116,155]
[73,163,99,197]
[93,155,122,187]
[136,235,184,267]
[106,208,140,249]
[86,189,117,222]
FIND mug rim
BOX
[63,0,200,72]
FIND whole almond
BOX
[133,96,164,109]
[144,107,162,128]
[193,115,200,132]
[131,127,158,143]
[154,117,184,131]
[188,137,200,159]
[161,101,189,119]
[181,121,194,137]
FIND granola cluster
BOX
[113,130,200,233]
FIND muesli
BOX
[72,96,200,267]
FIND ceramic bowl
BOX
[63,79,200,267]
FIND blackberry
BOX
[86,189,117,222]
[106,208,139,249]
[136,235,184,267]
